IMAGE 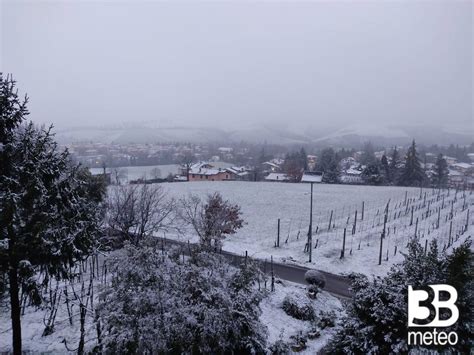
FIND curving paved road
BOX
[158,236,353,299]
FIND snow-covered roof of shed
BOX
[448,169,463,176]
[265,173,290,181]
[452,162,472,169]
[345,168,363,175]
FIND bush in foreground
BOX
[327,238,473,354]
[282,293,315,321]
[99,243,267,354]
[304,269,326,288]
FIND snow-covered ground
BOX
[0,253,111,353]
[0,251,342,354]
[158,181,473,277]
[259,280,343,353]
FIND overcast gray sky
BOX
[1,0,472,132]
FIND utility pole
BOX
[379,205,388,265]
[308,182,314,263]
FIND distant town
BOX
[65,140,474,188]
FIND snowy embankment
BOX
[0,251,115,353]
[0,249,342,353]
[154,181,473,277]
[259,280,343,353]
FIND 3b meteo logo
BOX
[407,284,459,346]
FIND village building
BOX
[262,161,282,173]
[185,162,234,181]
[340,168,363,184]
[443,156,458,165]
[226,166,253,181]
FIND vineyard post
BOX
[448,221,453,246]
[352,210,358,235]
[466,209,470,232]
[340,228,346,259]
[328,210,333,231]
[276,218,280,247]
[379,208,388,265]
[308,182,313,263]
[270,256,275,292]
[437,208,441,229]
[361,201,365,221]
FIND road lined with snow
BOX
[158,236,353,298]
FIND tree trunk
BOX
[9,265,22,355]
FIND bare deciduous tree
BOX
[180,192,243,248]
[107,184,176,245]
[111,168,128,185]
[181,153,195,181]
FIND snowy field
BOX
[159,181,474,276]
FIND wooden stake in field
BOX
[270,256,275,292]
[340,228,346,259]
[352,210,358,235]
[285,219,292,243]
[276,218,280,247]
[466,209,470,232]
[328,210,333,232]
[414,218,419,238]
[361,201,365,221]
[448,221,453,246]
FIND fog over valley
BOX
[2,0,472,146]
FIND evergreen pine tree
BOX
[0,75,104,354]
[361,162,384,185]
[327,238,472,354]
[380,154,390,182]
[299,147,308,171]
[431,153,449,188]
[360,141,376,165]
[389,146,400,184]
[398,140,426,186]
[319,148,340,183]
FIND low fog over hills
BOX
[55,123,473,147]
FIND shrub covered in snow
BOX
[99,243,267,354]
[307,284,320,299]
[289,331,307,352]
[282,293,315,321]
[304,270,326,288]
[316,310,336,329]
[327,239,473,354]
[268,339,290,355]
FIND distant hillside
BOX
[55,123,473,147]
